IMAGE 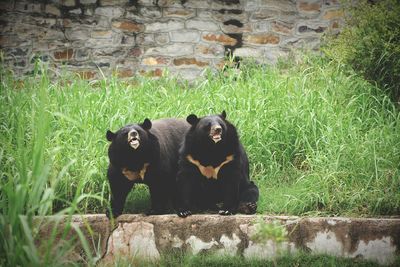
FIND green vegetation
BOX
[1,57,399,218]
[106,251,389,267]
[323,0,400,103]
[1,55,399,265]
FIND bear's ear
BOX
[106,130,116,142]
[141,118,152,130]
[220,110,227,119]
[187,114,199,125]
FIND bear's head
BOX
[106,118,154,170]
[186,111,230,145]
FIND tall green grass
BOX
[1,55,399,221]
[0,64,100,266]
[103,251,391,267]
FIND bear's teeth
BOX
[212,135,221,143]
[130,139,140,149]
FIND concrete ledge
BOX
[36,215,400,265]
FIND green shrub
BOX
[323,0,400,103]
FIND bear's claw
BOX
[177,210,192,218]
[218,210,233,215]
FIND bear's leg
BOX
[148,182,169,215]
[176,165,200,218]
[238,181,259,214]
[107,166,135,218]
[218,167,240,215]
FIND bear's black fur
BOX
[176,111,259,218]
[106,118,189,218]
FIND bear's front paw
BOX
[177,210,192,218]
[238,202,257,214]
[218,209,233,216]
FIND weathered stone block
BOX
[75,48,91,61]
[81,0,97,4]
[154,33,169,45]
[196,10,213,19]
[221,21,251,34]
[271,21,293,35]
[210,1,241,10]
[173,57,209,67]
[298,1,321,13]
[3,47,31,58]
[186,20,220,31]
[244,34,280,45]
[136,33,155,46]
[91,30,114,39]
[202,33,237,46]
[0,35,31,47]
[212,9,248,23]
[128,47,143,57]
[115,68,135,78]
[84,38,118,48]
[260,0,296,11]
[170,30,200,43]
[121,35,136,46]
[137,7,162,18]
[0,1,15,11]
[93,48,126,57]
[233,47,263,58]
[54,49,74,60]
[142,57,170,66]
[15,2,42,13]
[149,0,182,7]
[241,0,260,11]
[95,7,124,18]
[195,44,225,58]
[45,4,61,16]
[145,20,184,33]
[297,22,327,34]
[100,0,129,6]
[65,28,90,40]
[40,28,66,40]
[144,43,193,57]
[163,8,196,19]
[250,8,277,21]
[183,0,211,9]
[112,20,144,33]
[61,0,76,7]
[69,8,82,15]
[251,21,271,33]
[322,9,344,20]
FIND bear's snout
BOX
[128,129,140,149]
[210,124,222,143]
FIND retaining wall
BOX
[0,0,343,80]
[36,214,400,265]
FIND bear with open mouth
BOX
[106,118,189,218]
[176,111,259,218]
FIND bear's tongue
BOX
[129,138,140,149]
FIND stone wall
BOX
[36,215,400,265]
[0,0,343,80]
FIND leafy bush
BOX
[323,0,400,103]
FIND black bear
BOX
[177,111,259,217]
[106,118,189,218]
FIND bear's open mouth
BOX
[210,133,222,143]
[128,137,140,149]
